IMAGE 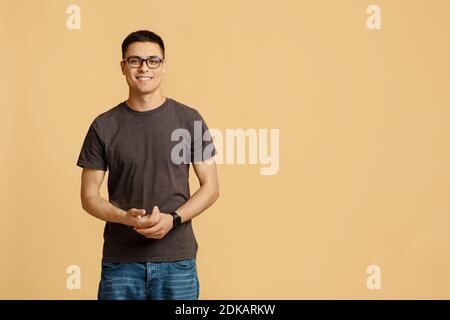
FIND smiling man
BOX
[76,30,219,300]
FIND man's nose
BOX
[139,60,150,71]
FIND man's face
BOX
[121,41,166,95]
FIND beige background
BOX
[1,0,450,299]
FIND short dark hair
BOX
[121,30,165,59]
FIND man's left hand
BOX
[133,206,174,239]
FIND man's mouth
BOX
[136,76,153,81]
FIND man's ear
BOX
[161,60,166,75]
[120,60,125,75]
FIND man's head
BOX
[120,30,166,96]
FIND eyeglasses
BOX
[123,55,164,69]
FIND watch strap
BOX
[169,211,182,229]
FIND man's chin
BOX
[134,87,155,95]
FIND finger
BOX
[134,228,149,237]
[135,224,161,235]
[138,216,157,228]
[149,206,159,222]
[151,206,160,216]
[149,218,158,226]
[130,208,144,216]
[155,208,162,220]
[135,228,154,238]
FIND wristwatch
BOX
[168,211,182,229]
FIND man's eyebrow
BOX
[127,55,162,59]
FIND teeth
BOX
[137,77,151,80]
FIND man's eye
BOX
[129,58,140,63]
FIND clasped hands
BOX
[122,206,174,239]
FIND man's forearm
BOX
[175,182,219,224]
[82,195,126,224]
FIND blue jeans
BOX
[97,258,199,300]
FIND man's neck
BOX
[126,91,166,112]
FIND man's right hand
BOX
[121,206,161,228]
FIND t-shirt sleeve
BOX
[191,110,217,163]
[76,119,108,171]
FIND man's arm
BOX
[175,158,220,223]
[80,168,127,224]
[80,168,159,228]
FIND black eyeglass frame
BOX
[122,55,164,69]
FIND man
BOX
[76,30,219,300]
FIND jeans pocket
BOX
[101,262,122,271]
[170,258,196,270]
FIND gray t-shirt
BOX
[76,97,216,262]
